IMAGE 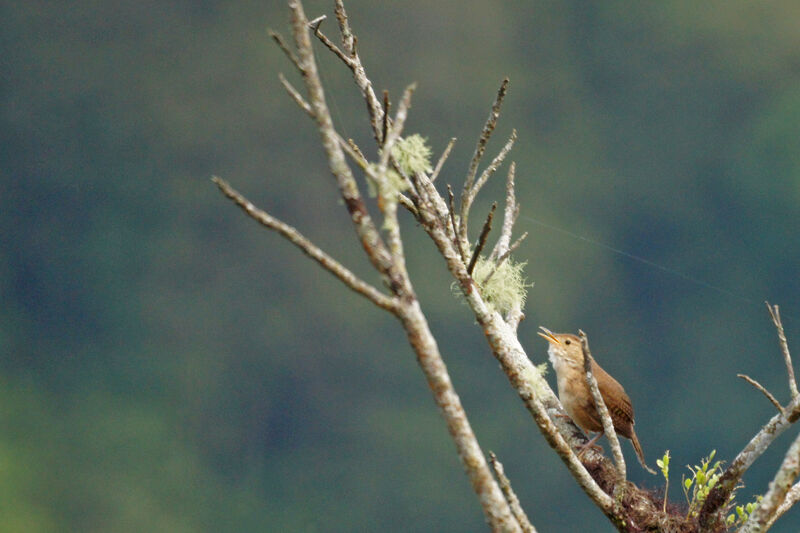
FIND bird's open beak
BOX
[537,326,560,345]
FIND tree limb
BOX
[289,1,400,292]
[489,451,537,533]
[212,177,396,312]
[459,78,509,248]
[738,374,783,413]
[740,429,800,532]
[765,481,800,530]
[579,330,627,482]
[766,302,798,400]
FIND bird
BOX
[538,326,654,474]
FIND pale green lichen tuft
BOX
[519,361,550,398]
[391,134,433,175]
[536,362,549,377]
[365,164,409,201]
[471,255,531,315]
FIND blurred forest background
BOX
[3,0,800,531]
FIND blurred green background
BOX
[3,0,800,531]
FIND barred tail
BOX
[631,429,656,475]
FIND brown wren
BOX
[538,326,654,473]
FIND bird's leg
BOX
[576,431,604,459]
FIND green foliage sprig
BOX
[657,450,670,513]
[725,495,763,528]
[682,449,723,518]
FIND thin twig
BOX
[329,0,384,142]
[489,452,537,533]
[378,84,415,171]
[482,232,528,286]
[431,137,456,182]
[459,78,509,247]
[464,78,509,194]
[447,185,467,264]
[269,30,303,73]
[578,330,627,482]
[279,74,364,172]
[738,374,783,412]
[382,90,391,147]
[308,14,326,28]
[213,177,396,312]
[467,202,496,276]
[767,302,798,399]
[347,138,365,160]
[278,73,314,117]
[311,21,356,67]
[492,161,517,260]
[376,84,415,267]
[468,129,517,210]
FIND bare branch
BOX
[447,185,467,265]
[740,429,800,532]
[329,0,385,142]
[278,73,314,117]
[459,78,510,246]
[382,90,391,146]
[467,202,497,276]
[308,14,326,28]
[396,302,521,532]
[701,306,800,526]
[288,1,398,288]
[333,0,355,54]
[700,396,800,526]
[489,451,537,533]
[470,129,517,209]
[766,481,800,530]
[311,19,356,67]
[578,330,627,482]
[464,78,509,194]
[492,161,517,260]
[375,85,416,268]
[738,374,783,412]
[213,177,396,312]
[506,305,524,333]
[378,84,415,171]
[431,137,456,182]
[269,30,303,73]
[278,73,418,217]
[767,302,798,399]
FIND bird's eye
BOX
[564,339,571,345]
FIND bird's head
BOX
[537,326,584,368]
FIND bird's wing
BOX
[593,360,635,437]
